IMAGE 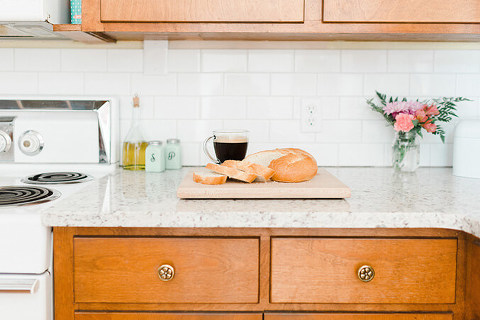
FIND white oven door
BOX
[0,272,52,320]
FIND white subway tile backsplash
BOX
[339,97,382,120]
[107,49,143,72]
[295,50,341,73]
[38,72,84,95]
[142,119,177,141]
[223,119,270,142]
[224,73,269,96]
[84,73,130,95]
[3,46,480,166]
[61,49,107,72]
[410,74,456,96]
[317,73,363,96]
[178,73,223,96]
[202,50,247,72]
[168,49,201,72]
[456,74,480,97]
[269,120,315,143]
[364,74,410,96]
[0,49,14,71]
[248,50,294,72]
[430,143,453,166]
[154,97,200,119]
[434,50,480,73]
[316,120,362,143]
[15,49,61,72]
[387,50,434,73]
[341,50,387,73]
[131,73,177,95]
[201,97,246,119]
[0,72,37,94]
[338,144,385,166]
[271,73,316,96]
[177,119,223,142]
[247,97,294,119]
[361,120,394,143]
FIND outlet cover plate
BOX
[301,98,322,133]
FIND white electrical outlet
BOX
[301,98,322,132]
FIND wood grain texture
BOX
[54,227,75,320]
[323,0,480,23]
[100,0,305,22]
[264,314,452,320]
[76,313,263,320]
[74,237,259,304]
[177,169,351,199]
[271,238,457,304]
[466,237,480,319]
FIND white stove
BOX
[0,98,118,320]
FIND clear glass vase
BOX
[392,131,420,172]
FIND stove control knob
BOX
[0,131,12,153]
[19,130,44,156]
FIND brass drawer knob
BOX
[358,265,375,282]
[158,264,175,281]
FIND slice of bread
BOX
[193,169,227,185]
[206,163,256,183]
[222,160,275,181]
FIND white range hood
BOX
[0,0,70,39]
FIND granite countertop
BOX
[42,167,480,237]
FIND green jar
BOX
[165,139,182,170]
[145,141,165,172]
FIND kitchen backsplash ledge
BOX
[0,46,479,166]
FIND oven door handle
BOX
[0,279,39,294]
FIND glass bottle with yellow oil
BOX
[122,95,148,170]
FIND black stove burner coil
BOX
[29,172,88,183]
[0,186,55,206]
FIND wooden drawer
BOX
[100,0,305,23]
[76,313,263,320]
[323,0,480,23]
[74,237,259,304]
[271,238,457,304]
[265,314,452,320]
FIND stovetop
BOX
[0,186,61,207]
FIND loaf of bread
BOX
[245,148,317,183]
[193,169,227,185]
[222,160,275,181]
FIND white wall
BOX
[0,46,479,166]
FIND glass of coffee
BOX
[203,130,249,163]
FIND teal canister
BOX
[145,141,165,172]
[165,139,182,170]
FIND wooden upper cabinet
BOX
[76,313,263,320]
[100,0,305,23]
[265,314,453,320]
[323,0,480,23]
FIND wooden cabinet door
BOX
[271,238,457,304]
[100,0,305,22]
[74,237,259,304]
[76,314,263,320]
[265,314,453,320]
[323,0,480,23]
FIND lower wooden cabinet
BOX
[264,314,452,320]
[75,314,262,320]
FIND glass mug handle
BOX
[203,135,219,163]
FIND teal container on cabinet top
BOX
[165,139,182,170]
[145,141,165,173]
[70,0,82,24]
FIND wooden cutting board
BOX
[177,168,351,199]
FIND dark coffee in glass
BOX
[203,130,249,163]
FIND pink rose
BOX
[394,113,415,132]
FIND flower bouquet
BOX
[367,92,470,172]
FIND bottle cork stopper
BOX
[133,94,140,108]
